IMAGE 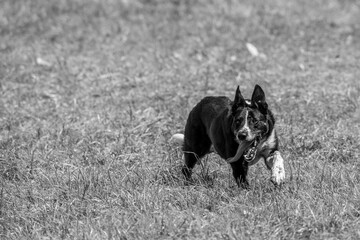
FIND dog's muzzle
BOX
[226,136,261,164]
[243,138,259,162]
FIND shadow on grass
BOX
[151,164,218,189]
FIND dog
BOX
[171,85,285,188]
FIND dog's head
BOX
[230,85,273,161]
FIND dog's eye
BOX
[254,120,266,129]
[234,119,241,128]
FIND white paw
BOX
[270,151,285,185]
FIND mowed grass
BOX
[1,0,360,239]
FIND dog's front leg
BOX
[230,161,249,189]
[265,151,285,185]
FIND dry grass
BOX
[1,0,360,239]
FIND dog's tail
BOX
[170,133,184,145]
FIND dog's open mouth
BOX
[226,137,261,164]
[243,139,259,162]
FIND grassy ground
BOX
[1,0,360,239]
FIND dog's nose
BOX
[237,129,249,139]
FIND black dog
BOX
[172,85,285,188]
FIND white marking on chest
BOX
[262,128,276,149]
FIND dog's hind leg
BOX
[182,147,199,180]
[182,131,212,180]
[230,161,249,189]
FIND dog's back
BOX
[192,96,231,130]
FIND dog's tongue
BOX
[226,141,253,163]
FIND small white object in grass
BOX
[246,42,259,57]
[36,57,52,67]
[170,133,184,145]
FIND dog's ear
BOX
[232,86,245,114]
[251,84,268,113]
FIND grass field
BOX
[1,0,360,239]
